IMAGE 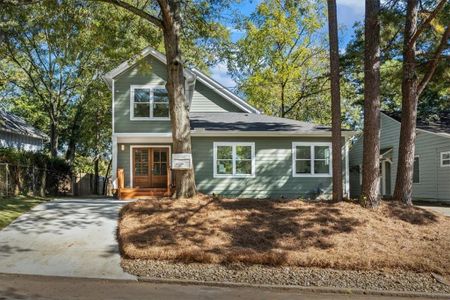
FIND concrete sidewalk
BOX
[0,198,135,280]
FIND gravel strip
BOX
[122,259,450,294]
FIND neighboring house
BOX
[349,111,450,202]
[0,109,47,152]
[103,46,354,199]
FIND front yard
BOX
[118,195,450,275]
[0,196,49,229]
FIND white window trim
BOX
[413,155,420,184]
[292,142,332,177]
[130,85,170,121]
[213,142,255,178]
[441,151,450,168]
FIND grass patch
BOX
[0,196,50,229]
[119,195,450,275]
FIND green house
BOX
[349,112,450,202]
[103,47,354,199]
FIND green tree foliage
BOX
[341,1,450,123]
[227,0,332,123]
[0,0,160,161]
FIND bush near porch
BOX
[118,195,450,275]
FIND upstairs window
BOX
[441,151,450,167]
[130,85,169,119]
[292,142,332,177]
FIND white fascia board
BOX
[191,67,260,114]
[102,45,258,114]
[103,46,196,91]
[114,132,172,143]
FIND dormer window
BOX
[130,85,169,120]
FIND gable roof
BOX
[189,112,355,136]
[382,111,450,137]
[0,110,48,139]
[103,46,260,114]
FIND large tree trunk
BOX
[50,121,59,158]
[327,0,343,201]
[65,104,84,164]
[393,0,418,206]
[361,0,381,208]
[158,0,196,198]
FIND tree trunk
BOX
[361,0,381,208]
[158,0,196,198]
[65,104,84,164]
[50,121,59,158]
[103,158,112,196]
[327,0,343,202]
[393,0,418,206]
[280,83,285,118]
[39,163,46,197]
[94,156,99,195]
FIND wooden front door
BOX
[132,147,169,188]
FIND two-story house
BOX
[103,47,354,199]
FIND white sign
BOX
[172,153,193,170]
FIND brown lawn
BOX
[118,195,450,275]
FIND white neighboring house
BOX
[0,109,47,152]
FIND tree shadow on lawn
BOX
[219,199,363,252]
[120,198,366,265]
[384,201,438,225]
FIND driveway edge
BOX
[139,276,450,299]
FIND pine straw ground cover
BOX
[118,195,450,275]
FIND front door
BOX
[132,147,169,188]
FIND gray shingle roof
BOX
[0,110,48,139]
[189,112,335,133]
[383,111,450,135]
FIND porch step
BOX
[119,188,171,200]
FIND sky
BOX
[210,0,365,88]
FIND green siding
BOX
[190,81,244,112]
[349,113,450,202]
[114,57,171,133]
[113,57,245,134]
[192,136,335,199]
[116,137,349,199]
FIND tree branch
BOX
[96,0,163,28]
[417,24,450,96]
[408,0,447,46]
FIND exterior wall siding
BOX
[117,136,349,199]
[349,113,450,202]
[0,130,43,152]
[190,81,244,113]
[192,136,344,199]
[113,57,244,134]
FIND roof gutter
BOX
[190,130,356,138]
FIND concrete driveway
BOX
[0,198,135,280]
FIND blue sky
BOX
[210,0,365,87]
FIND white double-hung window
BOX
[292,142,332,177]
[213,142,255,178]
[130,85,169,120]
[441,151,450,167]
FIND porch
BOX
[115,146,174,200]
